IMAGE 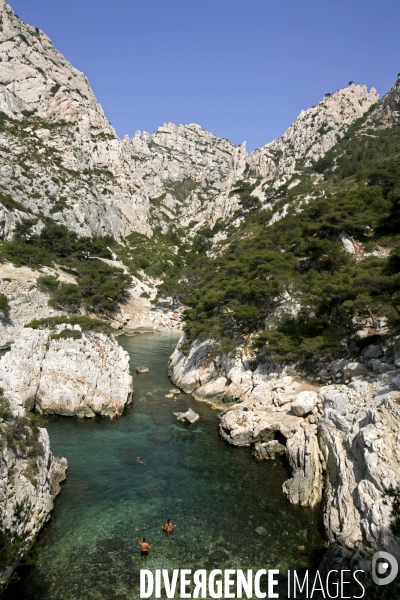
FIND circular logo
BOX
[372,551,398,586]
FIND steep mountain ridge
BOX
[373,75,400,126]
[2,1,400,592]
[0,0,382,242]
[248,84,379,185]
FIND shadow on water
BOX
[3,332,326,599]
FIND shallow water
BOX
[4,332,325,599]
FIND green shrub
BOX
[0,394,13,421]
[0,222,130,314]
[0,293,10,313]
[50,83,61,96]
[36,275,59,294]
[25,315,112,333]
[51,328,82,341]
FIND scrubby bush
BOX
[25,315,112,333]
[0,293,10,313]
[0,222,131,314]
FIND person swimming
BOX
[162,519,176,534]
[137,457,146,465]
[138,538,152,560]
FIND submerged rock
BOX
[173,409,200,424]
[0,325,133,418]
[136,366,149,373]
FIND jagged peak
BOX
[0,1,114,132]
[247,83,379,181]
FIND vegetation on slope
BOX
[157,119,400,360]
[0,220,130,313]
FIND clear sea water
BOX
[4,332,325,599]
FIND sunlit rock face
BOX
[0,387,67,589]
[0,324,133,417]
[0,1,381,242]
[248,84,379,182]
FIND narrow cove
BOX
[4,332,326,599]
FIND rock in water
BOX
[0,324,133,418]
[136,366,149,373]
[253,440,286,460]
[173,409,200,424]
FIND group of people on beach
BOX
[138,520,176,559]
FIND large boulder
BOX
[0,324,133,417]
[291,390,318,416]
[343,362,367,378]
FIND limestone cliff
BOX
[0,271,63,349]
[0,390,67,588]
[0,323,133,417]
[247,84,379,185]
[169,337,400,569]
[373,74,400,126]
[0,1,382,241]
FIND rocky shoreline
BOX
[0,390,67,588]
[169,336,400,574]
[0,322,133,588]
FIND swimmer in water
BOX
[138,538,151,560]
[162,519,176,534]
[137,457,146,465]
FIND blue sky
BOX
[10,0,400,151]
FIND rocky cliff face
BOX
[247,84,379,185]
[0,0,247,238]
[0,324,133,417]
[373,74,400,126]
[0,389,67,588]
[0,271,63,349]
[169,337,400,569]
[0,1,382,241]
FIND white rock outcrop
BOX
[248,84,379,182]
[170,334,400,569]
[0,390,67,588]
[318,377,400,569]
[291,390,318,416]
[173,409,200,424]
[0,2,383,242]
[0,324,133,417]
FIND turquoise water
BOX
[4,332,325,599]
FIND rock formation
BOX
[248,84,379,184]
[170,335,400,569]
[0,389,67,588]
[173,409,200,424]
[0,1,381,240]
[0,323,133,417]
[0,273,63,349]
